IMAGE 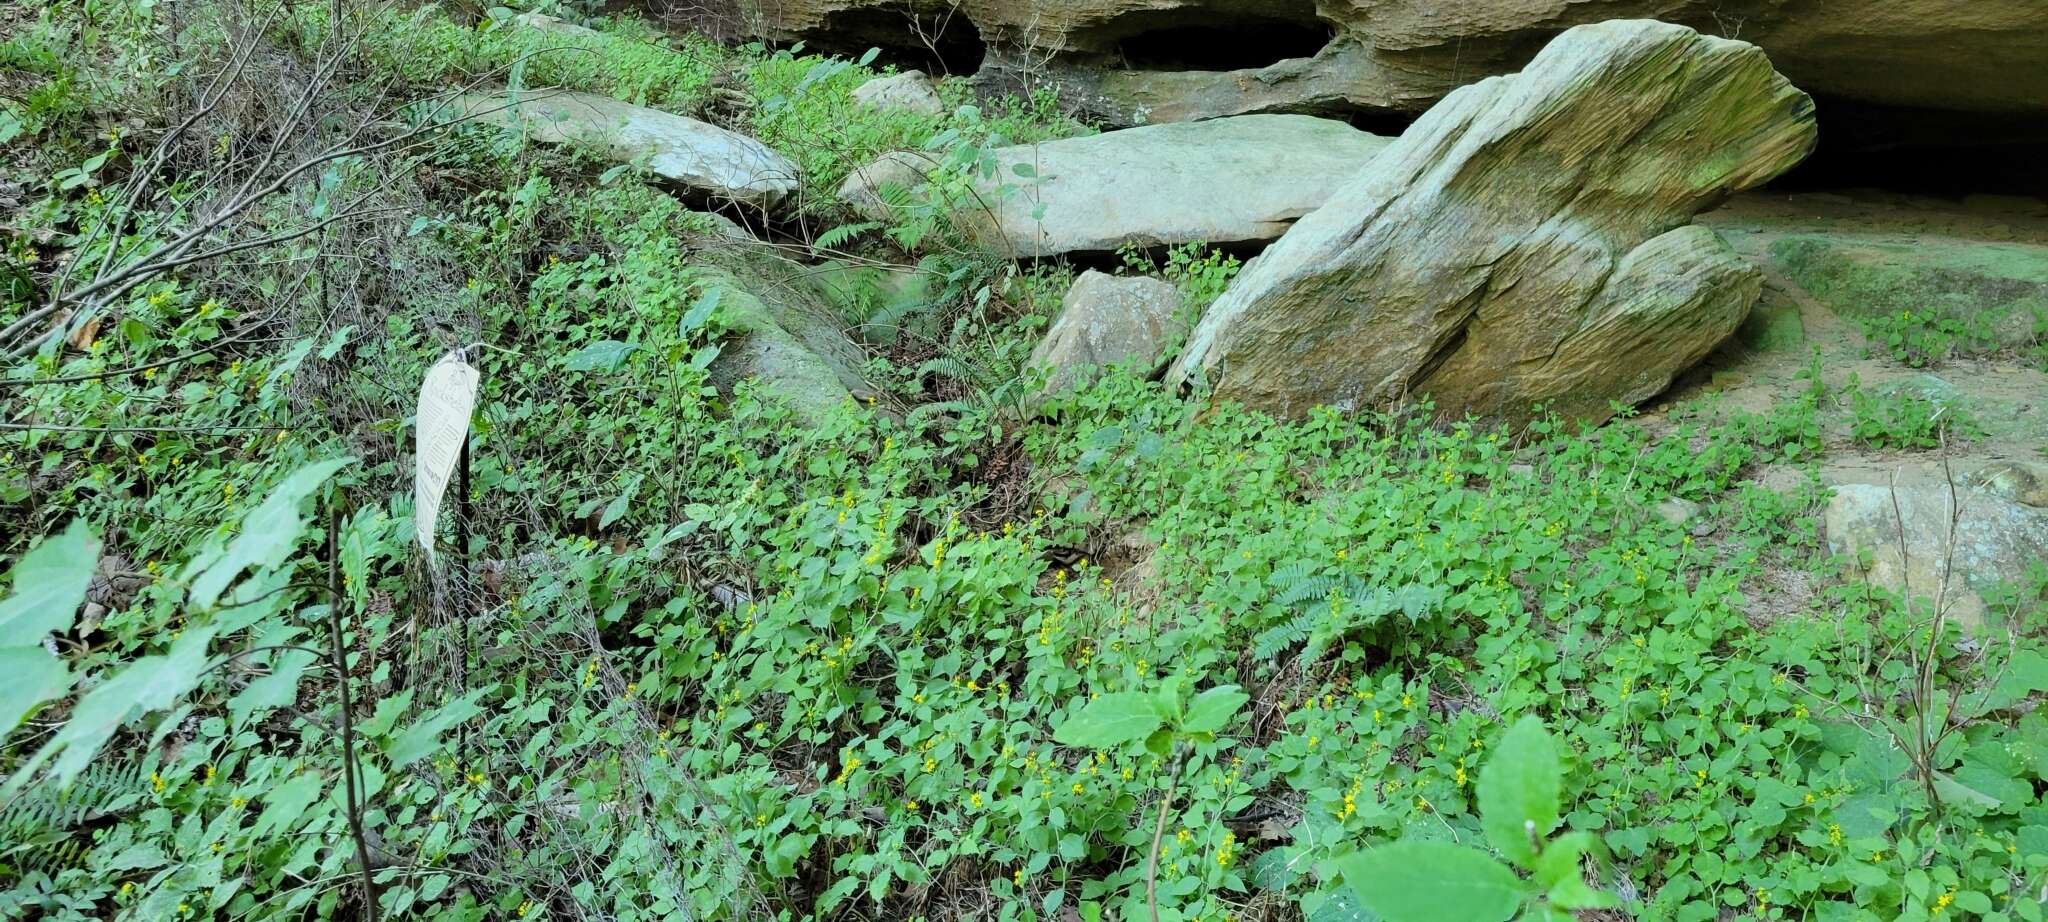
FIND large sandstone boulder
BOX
[456,90,800,208]
[836,114,1393,257]
[1164,21,1816,423]
[748,0,2048,138]
[1029,271,1186,400]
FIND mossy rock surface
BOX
[1736,299,1806,352]
[1766,233,2048,349]
[698,267,874,420]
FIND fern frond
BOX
[0,759,142,876]
[1252,612,1316,660]
[812,222,879,251]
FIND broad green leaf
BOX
[1301,884,1375,922]
[2017,825,2048,859]
[4,625,220,794]
[1985,649,2048,711]
[0,646,70,737]
[1546,876,1619,910]
[1182,684,1249,735]
[254,770,327,839]
[227,647,317,727]
[189,459,354,609]
[1531,831,1597,889]
[1933,769,2013,815]
[599,478,641,531]
[1052,692,1163,749]
[386,686,490,768]
[679,287,721,335]
[565,339,637,373]
[1479,715,1561,867]
[0,519,99,639]
[1337,840,1525,922]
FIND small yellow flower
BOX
[904,800,919,812]
[969,792,983,808]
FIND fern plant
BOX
[1253,572,1439,668]
[0,760,144,879]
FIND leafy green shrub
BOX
[1845,378,1979,449]
[1857,308,1996,368]
[1336,717,1614,922]
[359,7,722,110]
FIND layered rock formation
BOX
[744,0,2048,141]
[1164,20,1817,423]
[837,114,1392,257]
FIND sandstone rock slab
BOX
[837,114,1393,257]
[1166,21,1816,423]
[1827,475,2048,628]
[699,267,876,421]
[458,90,800,208]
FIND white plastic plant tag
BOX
[415,349,479,560]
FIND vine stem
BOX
[327,497,379,922]
[1146,747,1185,922]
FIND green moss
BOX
[1735,299,1805,352]
[1769,233,2048,360]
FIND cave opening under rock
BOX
[1768,95,2048,200]
[802,5,988,76]
[1111,17,1333,71]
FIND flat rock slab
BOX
[1826,465,2048,629]
[458,90,800,208]
[838,114,1393,257]
[1168,20,1817,423]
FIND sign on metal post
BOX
[415,348,479,561]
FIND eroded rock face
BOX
[748,0,2048,137]
[1029,271,1186,400]
[837,114,1393,257]
[1764,234,2048,354]
[456,90,800,207]
[1165,20,1816,423]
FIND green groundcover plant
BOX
[3,2,2045,921]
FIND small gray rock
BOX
[1028,271,1185,402]
[851,70,946,116]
